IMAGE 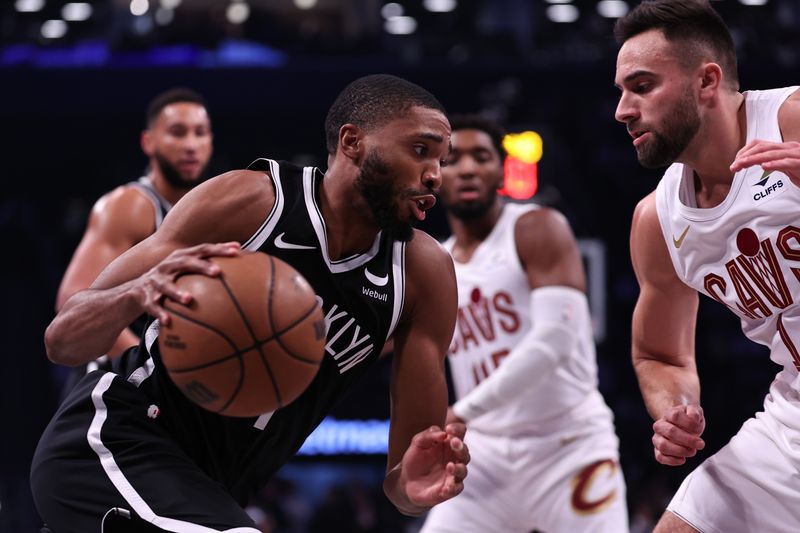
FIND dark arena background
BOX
[2,0,798,531]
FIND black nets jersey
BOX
[128,159,407,504]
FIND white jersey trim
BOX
[386,240,406,341]
[87,373,259,533]
[130,176,172,230]
[243,158,285,251]
[303,168,382,273]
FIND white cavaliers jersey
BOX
[444,203,615,436]
[655,86,800,433]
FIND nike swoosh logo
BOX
[672,225,690,249]
[364,267,389,287]
[274,232,316,250]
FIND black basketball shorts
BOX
[30,370,259,533]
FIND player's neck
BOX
[318,172,381,261]
[679,92,746,208]
[149,171,191,205]
[447,201,503,261]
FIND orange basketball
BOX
[159,251,326,417]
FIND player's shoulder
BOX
[89,184,157,236]
[405,230,453,269]
[514,205,569,235]
[404,230,456,290]
[632,191,658,229]
[513,205,576,253]
[189,169,275,210]
[778,87,800,142]
[158,168,278,245]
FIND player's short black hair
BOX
[614,0,738,90]
[448,114,506,160]
[324,74,446,155]
[145,88,208,127]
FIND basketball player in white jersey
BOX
[614,1,800,531]
[56,88,213,360]
[420,115,628,533]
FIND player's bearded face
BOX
[154,150,209,189]
[637,84,701,168]
[355,149,416,242]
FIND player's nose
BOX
[615,93,638,124]
[422,165,442,192]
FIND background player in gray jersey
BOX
[615,1,800,531]
[56,87,213,359]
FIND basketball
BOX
[158,251,326,417]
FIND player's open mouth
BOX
[457,186,480,202]
[409,195,436,221]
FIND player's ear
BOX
[698,62,722,101]
[338,124,364,162]
[141,129,154,157]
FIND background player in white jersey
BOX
[614,1,800,531]
[421,114,628,533]
[56,87,213,359]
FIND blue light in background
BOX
[297,418,390,456]
[0,39,287,68]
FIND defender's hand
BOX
[652,404,706,466]
[730,139,800,183]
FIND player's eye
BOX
[414,145,428,157]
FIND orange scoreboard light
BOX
[500,130,543,200]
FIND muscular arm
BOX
[451,208,587,422]
[631,193,705,465]
[55,187,156,357]
[45,170,274,366]
[383,231,467,515]
[630,194,699,418]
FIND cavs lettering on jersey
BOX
[444,203,614,436]
[132,159,405,504]
[655,86,800,432]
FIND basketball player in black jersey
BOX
[56,88,213,360]
[34,74,468,533]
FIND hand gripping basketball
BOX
[158,251,327,417]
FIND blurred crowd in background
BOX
[2,0,797,531]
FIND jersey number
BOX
[777,313,800,371]
[471,348,510,386]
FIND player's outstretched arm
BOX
[450,208,587,423]
[45,170,274,366]
[730,88,800,184]
[383,231,468,516]
[56,186,158,357]
[630,193,705,466]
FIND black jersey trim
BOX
[302,167,383,273]
[243,159,284,251]
[87,373,261,533]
